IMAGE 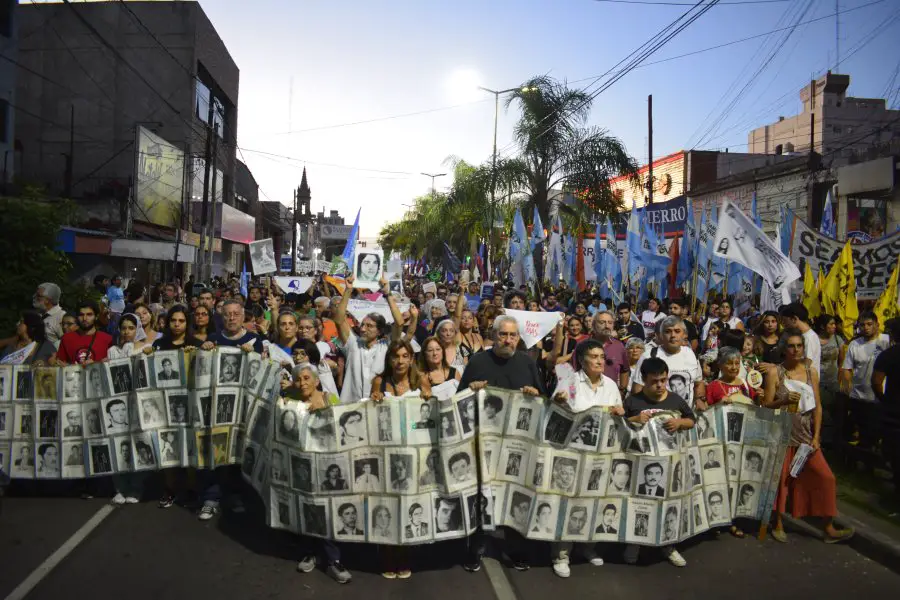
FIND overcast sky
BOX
[75,1,900,238]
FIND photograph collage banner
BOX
[0,349,282,480]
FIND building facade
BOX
[0,0,16,185]
[15,1,246,282]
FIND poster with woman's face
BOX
[354,250,383,290]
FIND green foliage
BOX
[0,198,74,332]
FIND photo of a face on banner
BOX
[354,249,383,290]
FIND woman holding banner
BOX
[762,329,853,544]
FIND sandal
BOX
[382,571,397,579]
[771,528,788,543]
[397,569,412,579]
[730,526,745,538]
[824,528,854,544]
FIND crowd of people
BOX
[2,270,895,584]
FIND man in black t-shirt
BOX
[622,356,695,568]
[873,317,900,493]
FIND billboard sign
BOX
[320,224,354,240]
[135,126,185,228]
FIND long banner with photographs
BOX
[1,354,790,547]
[0,348,282,479]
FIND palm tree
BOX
[500,75,639,231]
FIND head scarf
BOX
[124,313,147,341]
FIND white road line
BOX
[3,504,116,600]
[482,557,518,600]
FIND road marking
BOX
[483,557,518,600]
[4,504,116,600]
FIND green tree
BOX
[0,197,74,332]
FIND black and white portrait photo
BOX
[14,367,33,401]
[245,356,264,390]
[705,487,729,524]
[593,501,621,538]
[433,494,464,539]
[549,454,580,495]
[403,495,433,541]
[661,502,680,543]
[211,429,229,467]
[89,439,113,475]
[480,393,507,433]
[607,457,634,496]
[300,499,330,538]
[287,451,314,493]
[406,398,438,445]
[247,402,272,447]
[137,391,166,430]
[625,498,659,545]
[240,443,258,481]
[505,394,540,439]
[353,249,383,290]
[14,404,32,437]
[649,416,679,453]
[214,391,238,426]
[333,497,365,538]
[269,445,289,484]
[626,426,652,454]
[133,357,149,390]
[696,412,717,443]
[515,407,533,432]
[158,429,182,467]
[671,458,685,494]
[10,441,34,479]
[154,352,181,388]
[702,446,727,485]
[465,491,494,532]
[439,409,459,442]
[0,405,12,439]
[336,407,366,448]
[192,351,213,389]
[81,403,102,437]
[101,396,131,435]
[107,360,133,395]
[306,411,336,453]
[388,451,417,493]
[636,457,667,498]
[726,409,745,443]
[458,396,477,436]
[691,489,709,533]
[35,442,60,478]
[34,368,58,401]
[36,405,59,440]
[61,367,82,402]
[543,408,575,446]
[275,401,301,445]
[249,238,278,276]
[318,452,351,493]
[741,446,767,482]
[352,456,381,493]
[569,412,601,451]
[217,351,243,386]
[133,432,157,470]
[0,365,11,400]
[114,436,133,472]
[687,447,704,488]
[165,391,190,426]
[736,483,758,517]
[505,452,523,478]
[528,495,560,540]
[269,487,296,532]
[505,487,534,533]
[727,446,740,479]
[601,419,622,453]
[580,456,610,496]
[368,497,400,544]
[62,441,85,478]
[561,502,592,542]
[366,401,399,445]
[85,365,108,400]
[418,447,444,489]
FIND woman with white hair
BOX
[283,364,339,408]
[435,318,466,371]
[625,337,645,384]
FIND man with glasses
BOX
[34,282,66,348]
[563,311,628,393]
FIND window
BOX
[195,67,227,140]
[195,79,211,123]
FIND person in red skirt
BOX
[761,328,853,544]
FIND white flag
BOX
[504,309,564,349]
[274,276,314,294]
[347,299,410,325]
[714,200,800,293]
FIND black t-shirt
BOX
[153,336,203,351]
[874,345,900,429]
[458,350,545,394]
[623,391,695,422]
[684,320,699,346]
[210,330,264,353]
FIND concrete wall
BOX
[0,0,16,183]
[15,1,238,218]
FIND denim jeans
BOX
[113,472,147,497]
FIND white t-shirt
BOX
[631,345,703,407]
[842,334,890,402]
[700,316,742,342]
[802,328,822,376]
[339,331,388,404]
[553,371,622,413]
[641,311,667,339]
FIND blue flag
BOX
[530,206,546,250]
[708,205,726,293]
[626,199,644,285]
[676,198,696,288]
[337,208,360,274]
[593,221,605,286]
[442,242,462,275]
[604,218,623,298]
[563,234,577,289]
[820,186,836,238]
[511,208,536,286]
[695,208,710,302]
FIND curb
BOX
[782,511,900,575]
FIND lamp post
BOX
[421,172,446,202]
[477,85,536,277]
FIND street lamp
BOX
[478,84,537,274]
[421,172,446,202]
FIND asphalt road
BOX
[1,489,898,600]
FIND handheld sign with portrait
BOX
[249,239,278,275]
[354,249,384,291]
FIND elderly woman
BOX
[435,319,466,371]
[762,328,853,544]
[283,363,340,407]
[1,311,56,365]
[625,337,645,384]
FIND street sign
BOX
[280,255,292,272]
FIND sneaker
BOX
[111,493,126,506]
[663,546,686,567]
[463,558,482,573]
[382,572,397,580]
[326,562,352,584]
[198,502,218,521]
[158,495,175,509]
[581,548,604,566]
[296,555,316,573]
[80,492,94,500]
[231,496,246,514]
[623,544,640,565]
[125,496,139,504]
[552,559,571,578]
[512,559,530,572]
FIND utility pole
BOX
[647,94,653,205]
[198,97,216,283]
[207,133,219,279]
[291,186,299,275]
[421,172,446,202]
[835,0,840,71]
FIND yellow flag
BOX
[817,266,832,316]
[874,256,900,331]
[802,263,822,320]
[823,242,858,339]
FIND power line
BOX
[591,0,789,4]
[237,147,417,176]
